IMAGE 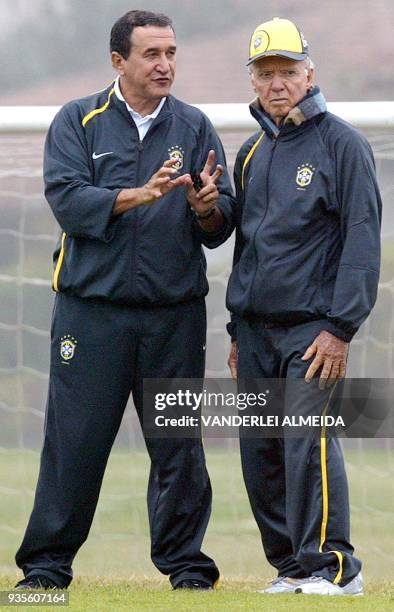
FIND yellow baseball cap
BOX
[248,17,309,65]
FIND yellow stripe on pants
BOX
[319,382,343,585]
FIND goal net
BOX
[0,110,393,580]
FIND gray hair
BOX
[248,57,315,75]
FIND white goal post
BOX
[1,101,394,133]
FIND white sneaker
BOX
[342,572,364,596]
[258,577,308,594]
[295,572,364,596]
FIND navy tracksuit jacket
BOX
[227,88,381,341]
[15,83,234,588]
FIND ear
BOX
[111,51,125,76]
[306,65,315,91]
[250,69,257,92]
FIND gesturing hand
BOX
[186,150,223,216]
[301,330,349,389]
[141,159,189,204]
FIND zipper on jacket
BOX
[129,136,144,297]
[249,136,278,307]
[136,140,144,178]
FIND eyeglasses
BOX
[253,68,308,83]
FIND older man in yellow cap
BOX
[226,18,381,595]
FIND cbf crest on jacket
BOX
[44,83,234,306]
[226,88,382,342]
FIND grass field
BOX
[0,577,393,611]
[1,444,393,609]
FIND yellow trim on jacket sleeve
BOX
[318,382,344,585]
[53,232,66,292]
[241,132,265,190]
[82,88,115,127]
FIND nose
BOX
[156,53,171,74]
[270,74,285,91]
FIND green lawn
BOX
[0,577,393,612]
[1,445,393,605]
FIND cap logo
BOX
[251,30,269,56]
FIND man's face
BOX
[250,56,314,125]
[112,25,176,101]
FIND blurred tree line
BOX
[3,0,393,99]
[4,0,258,92]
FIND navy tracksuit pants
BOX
[15,293,219,588]
[237,317,361,586]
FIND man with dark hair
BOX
[227,17,381,596]
[15,9,233,591]
[110,10,174,58]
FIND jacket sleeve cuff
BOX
[101,188,124,242]
[192,199,233,248]
[226,315,240,342]
[324,320,357,342]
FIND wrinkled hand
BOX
[228,341,238,380]
[185,150,223,216]
[302,330,349,389]
[141,159,189,204]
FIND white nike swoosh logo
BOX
[92,151,113,159]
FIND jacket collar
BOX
[249,86,327,138]
[113,76,167,120]
[111,81,174,127]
